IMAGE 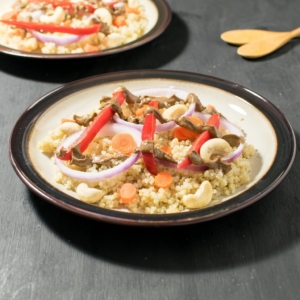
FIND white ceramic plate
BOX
[9,70,296,226]
[0,0,171,59]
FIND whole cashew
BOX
[200,138,231,163]
[182,180,213,209]
[59,122,81,136]
[39,6,65,24]
[162,104,188,120]
[76,183,105,204]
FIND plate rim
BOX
[0,0,171,60]
[9,69,296,226]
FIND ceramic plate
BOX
[9,70,296,226]
[0,0,171,59]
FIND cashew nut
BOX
[105,33,125,48]
[182,180,213,209]
[76,183,105,204]
[39,6,65,24]
[200,138,231,163]
[94,8,112,26]
[59,122,81,136]
[162,104,188,120]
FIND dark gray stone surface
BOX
[1,0,300,299]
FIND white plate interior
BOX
[28,78,277,208]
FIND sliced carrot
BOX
[125,7,140,14]
[179,116,204,140]
[113,15,127,27]
[154,172,173,189]
[61,118,76,124]
[172,127,188,141]
[83,43,99,52]
[120,183,136,203]
[172,116,204,141]
[111,133,137,155]
[135,105,149,116]
[160,146,172,155]
[1,10,18,20]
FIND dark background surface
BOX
[1,0,300,299]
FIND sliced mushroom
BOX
[92,153,128,167]
[73,112,97,127]
[70,145,92,167]
[153,148,177,164]
[186,93,206,112]
[222,134,244,147]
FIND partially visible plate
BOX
[0,0,171,59]
[9,70,296,226]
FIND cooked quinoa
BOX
[0,0,148,54]
[38,88,256,214]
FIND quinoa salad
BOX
[0,0,148,54]
[38,86,256,214]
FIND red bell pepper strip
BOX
[57,90,126,161]
[0,20,101,35]
[141,100,158,175]
[177,114,220,169]
[28,0,96,12]
[149,99,159,109]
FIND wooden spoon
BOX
[221,28,300,58]
[237,27,300,58]
[220,29,290,45]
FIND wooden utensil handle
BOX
[291,27,300,38]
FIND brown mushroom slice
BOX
[186,93,206,112]
[92,153,128,167]
[140,94,185,108]
[222,134,245,147]
[117,86,140,105]
[153,148,177,164]
[139,140,155,153]
[176,116,222,138]
[73,112,97,127]
[70,145,93,167]
[187,150,232,174]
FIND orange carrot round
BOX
[179,116,203,140]
[154,172,173,189]
[172,127,188,141]
[160,146,172,154]
[135,105,149,116]
[120,183,137,203]
[111,133,137,155]
[113,15,127,27]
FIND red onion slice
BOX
[30,30,89,46]
[55,123,142,181]
[221,142,244,163]
[112,87,194,132]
